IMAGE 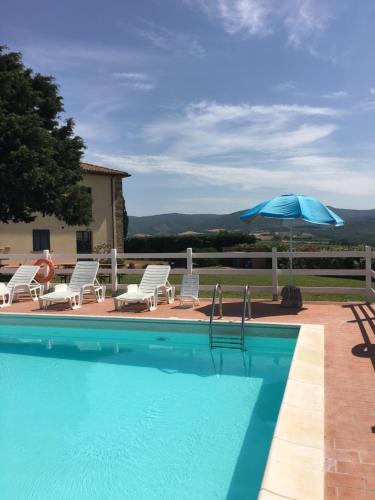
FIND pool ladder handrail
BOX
[209,284,223,347]
[209,284,251,351]
[240,285,252,350]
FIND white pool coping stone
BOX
[258,323,325,500]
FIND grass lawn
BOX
[117,272,367,302]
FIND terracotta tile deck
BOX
[2,298,375,499]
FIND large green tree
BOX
[0,46,92,224]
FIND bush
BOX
[192,247,220,267]
[124,232,256,253]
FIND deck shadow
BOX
[195,301,307,319]
[347,303,375,371]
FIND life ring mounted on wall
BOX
[34,258,56,283]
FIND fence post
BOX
[272,247,278,301]
[111,248,118,296]
[42,248,50,291]
[365,245,373,303]
[187,248,193,275]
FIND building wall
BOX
[0,173,123,262]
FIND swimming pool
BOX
[0,315,298,500]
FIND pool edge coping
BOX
[258,323,325,500]
[0,310,305,327]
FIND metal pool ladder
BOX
[209,284,251,351]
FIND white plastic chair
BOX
[178,274,200,307]
[114,265,174,311]
[38,261,105,310]
[0,265,42,307]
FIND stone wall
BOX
[114,177,124,252]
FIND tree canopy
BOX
[0,46,92,225]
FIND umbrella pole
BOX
[281,220,302,308]
[289,221,293,285]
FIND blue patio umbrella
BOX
[240,194,344,227]
[240,194,344,279]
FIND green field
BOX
[117,273,368,302]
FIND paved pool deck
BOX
[2,298,375,499]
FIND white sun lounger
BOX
[0,265,42,307]
[178,274,200,307]
[38,261,105,310]
[114,265,174,311]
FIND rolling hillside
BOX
[128,208,375,245]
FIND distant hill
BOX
[128,213,219,236]
[128,207,375,245]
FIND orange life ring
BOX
[34,258,56,283]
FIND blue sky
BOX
[2,0,375,215]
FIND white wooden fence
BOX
[0,247,374,301]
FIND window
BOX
[32,230,50,251]
[76,231,92,253]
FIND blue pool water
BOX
[0,315,298,500]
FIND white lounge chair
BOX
[38,261,105,310]
[178,274,200,307]
[0,265,42,307]
[114,265,174,311]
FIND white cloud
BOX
[321,91,349,99]
[370,88,375,95]
[133,21,205,57]
[113,72,149,81]
[357,100,375,112]
[274,81,297,91]
[94,152,373,197]
[22,44,148,72]
[286,154,355,168]
[92,99,375,209]
[185,0,273,36]
[283,0,330,48]
[112,72,155,91]
[216,0,271,36]
[185,0,331,53]
[129,82,154,91]
[141,100,341,159]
